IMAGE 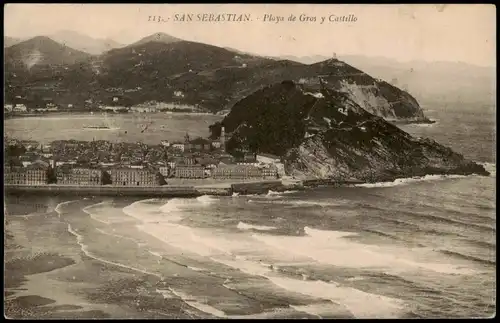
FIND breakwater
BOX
[5,182,285,197]
[4,184,229,197]
[5,179,364,198]
[302,178,365,188]
[231,181,284,195]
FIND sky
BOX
[4,4,496,67]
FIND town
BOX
[4,126,286,187]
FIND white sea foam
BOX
[214,255,407,318]
[95,227,143,245]
[123,199,183,223]
[480,162,496,177]
[148,250,162,258]
[196,195,218,204]
[252,227,476,276]
[54,200,80,216]
[250,199,345,208]
[290,303,346,318]
[271,276,404,319]
[67,223,161,278]
[137,223,229,258]
[83,202,111,224]
[155,288,176,299]
[126,199,416,319]
[355,174,468,188]
[267,190,299,197]
[168,288,227,318]
[237,221,277,231]
[414,120,438,127]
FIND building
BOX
[40,144,52,154]
[171,143,185,152]
[261,165,279,179]
[220,126,226,151]
[109,168,158,186]
[197,158,218,169]
[26,167,49,185]
[161,140,170,147]
[236,153,259,167]
[4,166,48,185]
[4,104,13,112]
[256,153,281,164]
[175,165,206,179]
[131,106,156,113]
[4,167,27,184]
[159,166,170,177]
[173,90,184,98]
[212,165,262,180]
[56,167,103,185]
[13,104,27,112]
[46,103,58,111]
[186,138,212,152]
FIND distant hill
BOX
[50,30,123,55]
[339,55,496,104]
[4,36,23,48]
[4,36,93,69]
[4,33,428,123]
[128,32,182,47]
[277,55,331,65]
[275,54,495,104]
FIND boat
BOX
[83,125,110,129]
[83,112,117,130]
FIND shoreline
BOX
[388,118,436,125]
[5,163,492,198]
[3,180,287,197]
[4,111,217,120]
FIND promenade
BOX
[4,180,286,197]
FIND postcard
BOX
[4,3,495,319]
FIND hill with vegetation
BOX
[209,80,488,181]
[5,33,430,122]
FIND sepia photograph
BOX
[3,3,496,319]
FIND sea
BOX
[4,102,496,318]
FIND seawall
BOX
[4,184,221,197]
[231,180,284,195]
[302,178,365,188]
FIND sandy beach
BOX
[3,199,205,319]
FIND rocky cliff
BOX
[210,80,488,181]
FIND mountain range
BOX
[4,31,490,181]
[4,31,123,55]
[4,36,23,48]
[5,36,92,68]
[276,54,495,104]
[8,30,492,122]
[4,34,427,123]
[49,30,124,55]
[5,32,494,107]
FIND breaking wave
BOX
[67,223,161,278]
[355,174,468,188]
[237,221,277,231]
[266,190,299,196]
[480,162,496,177]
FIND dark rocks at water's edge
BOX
[210,80,489,182]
